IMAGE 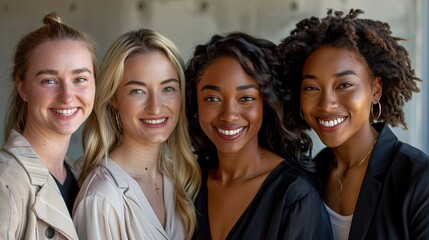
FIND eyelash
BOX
[130,89,144,94]
[163,86,176,92]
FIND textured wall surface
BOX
[0,0,427,157]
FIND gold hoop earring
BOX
[371,101,382,119]
[300,107,304,120]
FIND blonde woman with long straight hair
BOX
[72,29,201,240]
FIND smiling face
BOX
[113,51,181,146]
[197,57,263,155]
[300,46,381,148]
[17,40,95,137]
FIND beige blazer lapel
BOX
[4,130,79,239]
[33,176,79,239]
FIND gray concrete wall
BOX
[0,0,427,158]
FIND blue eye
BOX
[74,77,87,83]
[163,86,176,92]
[43,79,57,84]
[130,89,144,95]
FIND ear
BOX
[372,77,382,103]
[15,78,27,101]
[110,97,118,109]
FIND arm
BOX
[73,195,126,240]
[0,182,21,240]
[410,169,429,239]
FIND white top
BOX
[325,203,353,240]
[73,157,185,240]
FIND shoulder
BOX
[392,141,429,182]
[395,141,429,164]
[78,164,123,198]
[264,160,320,206]
[74,163,128,210]
[0,149,22,174]
[0,150,31,186]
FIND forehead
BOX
[122,51,178,83]
[26,40,93,75]
[303,46,371,76]
[198,57,257,87]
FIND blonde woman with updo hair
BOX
[0,12,97,239]
[72,29,201,240]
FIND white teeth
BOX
[144,118,167,125]
[319,117,345,127]
[217,127,244,136]
[53,108,77,116]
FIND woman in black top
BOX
[278,9,429,239]
[186,32,333,240]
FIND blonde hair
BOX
[79,29,200,239]
[5,12,97,139]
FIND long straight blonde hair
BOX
[79,29,200,239]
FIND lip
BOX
[141,117,168,128]
[51,107,79,118]
[316,116,347,131]
[214,126,246,140]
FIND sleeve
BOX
[0,181,20,239]
[410,169,429,239]
[73,195,126,240]
[280,190,333,240]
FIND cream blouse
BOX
[72,157,185,240]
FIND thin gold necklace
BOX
[335,139,377,207]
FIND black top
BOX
[52,163,79,215]
[193,160,333,240]
[316,123,429,239]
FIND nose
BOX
[219,100,239,122]
[145,92,162,114]
[318,90,338,112]
[58,82,73,103]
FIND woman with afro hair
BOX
[278,9,429,240]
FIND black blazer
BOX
[316,123,429,240]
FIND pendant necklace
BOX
[335,139,376,208]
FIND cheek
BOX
[300,95,314,112]
[348,94,370,112]
[170,96,182,115]
[81,87,96,105]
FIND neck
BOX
[215,144,264,184]
[21,127,70,183]
[110,137,161,179]
[333,125,379,170]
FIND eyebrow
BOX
[200,84,258,92]
[35,68,93,77]
[124,78,179,87]
[302,70,358,80]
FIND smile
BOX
[217,127,244,136]
[52,108,78,116]
[319,117,346,127]
[143,118,167,125]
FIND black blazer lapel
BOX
[349,123,398,240]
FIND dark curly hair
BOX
[278,9,421,130]
[186,32,314,172]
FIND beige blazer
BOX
[0,130,79,240]
[73,157,185,240]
